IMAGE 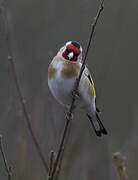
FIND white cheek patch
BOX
[66,41,72,46]
[80,47,83,53]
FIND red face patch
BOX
[62,51,69,60]
[66,44,81,55]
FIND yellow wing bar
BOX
[88,74,96,97]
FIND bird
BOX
[48,41,107,137]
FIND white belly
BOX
[48,76,76,106]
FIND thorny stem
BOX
[1,2,49,173]
[0,135,12,180]
[50,0,105,179]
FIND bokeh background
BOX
[0,0,138,179]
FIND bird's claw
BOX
[72,90,80,99]
[65,111,73,120]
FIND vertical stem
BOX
[0,135,12,180]
[50,115,71,179]
[113,152,128,180]
[47,151,54,179]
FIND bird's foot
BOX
[65,111,74,120]
[72,90,80,99]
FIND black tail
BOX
[87,113,108,137]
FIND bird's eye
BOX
[66,48,71,53]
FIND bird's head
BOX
[57,41,83,62]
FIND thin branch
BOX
[54,152,63,180]
[47,151,54,180]
[54,120,71,180]
[0,135,12,180]
[9,56,49,172]
[113,152,128,180]
[50,1,105,179]
[1,2,49,172]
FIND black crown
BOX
[71,41,81,49]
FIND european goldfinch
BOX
[48,41,107,136]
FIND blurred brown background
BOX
[0,0,138,179]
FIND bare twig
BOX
[113,152,128,180]
[47,151,54,180]
[9,56,49,172]
[50,1,105,179]
[1,2,49,172]
[0,135,12,180]
[54,153,63,180]
[54,121,71,180]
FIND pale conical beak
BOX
[68,52,74,59]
